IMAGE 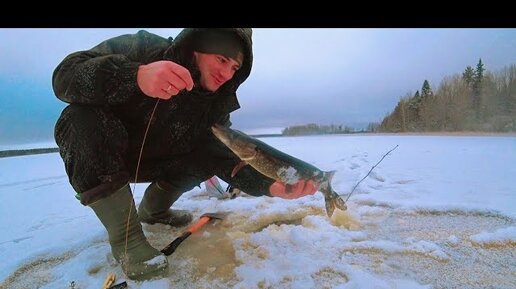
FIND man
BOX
[53,28,317,280]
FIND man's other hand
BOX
[137,61,194,100]
[269,180,318,199]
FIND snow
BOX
[470,226,516,246]
[1,135,515,289]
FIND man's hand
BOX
[269,180,318,199]
[137,61,194,100]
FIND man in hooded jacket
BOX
[53,28,317,280]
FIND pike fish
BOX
[211,124,347,217]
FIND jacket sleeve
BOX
[52,30,169,105]
[217,113,233,127]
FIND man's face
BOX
[193,52,243,92]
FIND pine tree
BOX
[473,59,485,96]
[472,58,485,119]
[421,80,433,97]
[462,66,475,85]
[475,58,485,84]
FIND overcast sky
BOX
[1,28,515,144]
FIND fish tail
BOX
[324,170,337,184]
[322,170,347,217]
[324,192,348,217]
[324,194,336,217]
[332,192,348,211]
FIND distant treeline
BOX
[379,60,516,132]
[0,148,59,158]
[282,123,359,136]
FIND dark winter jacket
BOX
[52,28,253,162]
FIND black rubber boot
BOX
[138,182,193,227]
[89,184,168,280]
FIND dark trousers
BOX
[55,104,273,205]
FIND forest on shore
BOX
[283,60,516,135]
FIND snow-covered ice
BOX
[1,135,515,288]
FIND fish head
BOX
[211,124,257,161]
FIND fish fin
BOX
[231,161,248,178]
[323,170,348,216]
[334,195,348,211]
[324,194,336,217]
[325,170,337,183]
[325,193,348,217]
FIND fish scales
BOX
[211,124,347,217]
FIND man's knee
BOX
[55,105,127,146]
[55,105,129,193]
